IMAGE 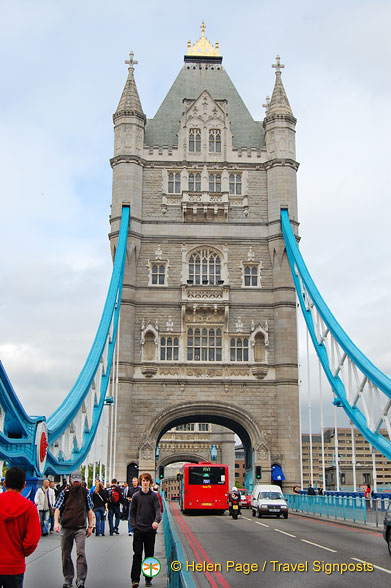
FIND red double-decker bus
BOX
[179,462,229,514]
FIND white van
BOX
[251,484,288,519]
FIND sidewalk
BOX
[25,519,167,587]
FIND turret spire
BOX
[267,54,294,118]
[114,50,145,122]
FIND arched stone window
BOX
[209,129,221,152]
[254,332,266,362]
[168,172,181,193]
[209,173,221,192]
[188,172,201,192]
[188,249,221,285]
[189,129,201,152]
[144,332,155,361]
[229,173,242,195]
[244,265,258,287]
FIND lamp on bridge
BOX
[104,396,114,405]
[210,444,217,461]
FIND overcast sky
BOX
[1,0,390,437]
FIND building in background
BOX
[301,428,391,490]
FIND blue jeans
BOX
[108,505,120,534]
[0,574,24,587]
[38,509,49,535]
[94,507,106,535]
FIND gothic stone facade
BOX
[108,41,300,489]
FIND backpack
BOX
[109,486,120,504]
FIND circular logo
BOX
[39,432,48,462]
[142,556,161,578]
[35,421,48,475]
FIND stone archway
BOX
[138,401,270,489]
[158,453,206,468]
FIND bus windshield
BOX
[188,466,226,485]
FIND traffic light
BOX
[159,466,164,479]
[255,466,262,480]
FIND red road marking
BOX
[171,502,232,588]
[290,513,383,536]
[172,505,219,588]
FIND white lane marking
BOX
[301,539,337,552]
[241,516,252,521]
[255,521,269,527]
[351,557,391,575]
[274,528,296,537]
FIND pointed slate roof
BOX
[114,51,145,122]
[266,55,294,117]
[144,62,264,149]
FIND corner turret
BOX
[111,51,145,224]
[113,51,146,157]
[263,55,298,228]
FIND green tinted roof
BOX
[145,64,264,149]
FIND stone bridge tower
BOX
[108,25,299,489]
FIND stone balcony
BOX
[181,284,230,323]
[161,191,248,219]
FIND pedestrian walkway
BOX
[24,519,166,587]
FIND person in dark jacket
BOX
[54,470,93,588]
[130,473,161,588]
[91,481,107,536]
[107,478,123,535]
[0,467,41,588]
[126,477,141,536]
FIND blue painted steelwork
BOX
[0,362,46,476]
[0,206,130,476]
[244,470,254,491]
[281,208,391,460]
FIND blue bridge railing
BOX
[286,493,391,525]
[163,496,197,588]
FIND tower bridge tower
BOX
[109,25,299,489]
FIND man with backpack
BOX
[107,478,123,535]
[54,470,93,588]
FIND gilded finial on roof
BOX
[186,22,220,57]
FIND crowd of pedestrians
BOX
[0,469,163,588]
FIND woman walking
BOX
[92,481,107,536]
